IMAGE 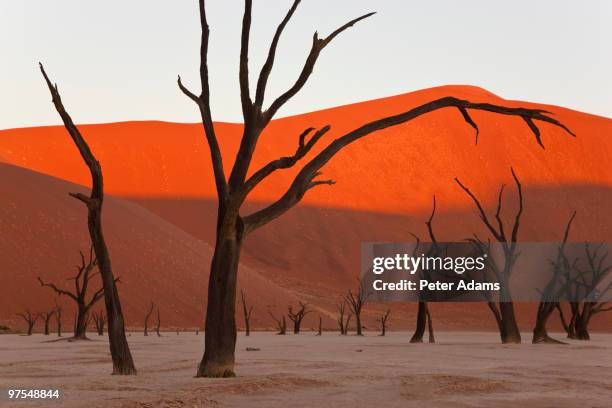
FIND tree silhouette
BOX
[92,310,107,336]
[38,247,110,340]
[378,309,391,336]
[41,309,55,336]
[336,301,352,335]
[344,283,369,335]
[187,0,568,376]
[144,302,155,337]
[287,302,311,334]
[532,212,576,344]
[240,290,254,336]
[268,310,287,335]
[456,168,524,343]
[38,64,136,375]
[565,243,612,340]
[18,310,40,336]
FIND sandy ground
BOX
[0,331,611,408]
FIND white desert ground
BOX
[1,331,611,408]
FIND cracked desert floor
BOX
[1,331,611,407]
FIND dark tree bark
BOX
[456,168,525,344]
[42,310,55,336]
[345,283,368,335]
[144,302,155,336]
[532,212,576,344]
[317,316,322,336]
[156,308,161,337]
[18,310,40,336]
[426,307,435,343]
[378,309,391,336]
[410,197,438,343]
[39,65,136,375]
[177,0,574,377]
[240,290,253,336]
[55,301,63,337]
[38,247,108,340]
[92,310,107,336]
[268,311,287,335]
[287,302,311,334]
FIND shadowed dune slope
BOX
[0,163,301,329]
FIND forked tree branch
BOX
[255,0,302,108]
[243,99,570,234]
[264,12,376,123]
[177,0,228,200]
[39,63,103,204]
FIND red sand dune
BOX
[1,86,611,332]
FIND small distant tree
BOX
[240,290,254,336]
[336,301,352,335]
[564,243,612,340]
[532,212,576,344]
[317,316,322,336]
[144,302,155,336]
[42,310,55,336]
[54,301,63,337]
[38,247,111,340]
[92,310,107,336]
[287,302,311,334]
[268,310,287,335]
[18,310,40,336]
[409,196,439,344]
[378,309,391,336]
[155,308,161,337]
[344,283,368,335]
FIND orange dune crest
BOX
[1,85,611,214]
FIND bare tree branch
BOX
[243,98,570,234]
[264,12,376,122]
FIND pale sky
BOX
[1,0,610,130]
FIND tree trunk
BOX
[499,302,521,344]
[573,316,590,340]
[27,323,34,336]
[410,301,427,343]
[74,306,89,340]
[90,209,137,375]
[44,319,51,335]
[355,314,362,336]
[196,220,241,378]
[426,305,435,343]
[532,302,565,344]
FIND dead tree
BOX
[410,197,439,343]
[144,302,155,336]
[156,307,161,337]
[565,243,612,340]
[92,310,107,336]
[175,0,573,377]
[378,309,391,336]
[336,301,352,335]
[344,283,368,335]
[240,290,254,336]
[42,310,55,336]
[18,310,40,336]
[40,65,136,375]
[317,316,322,336]
[287,302,311,334]
[38,247,109,340]
[456,168,524,344]
[532,212,576,344]
[268,310,287,335]
[55,301,63,337]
